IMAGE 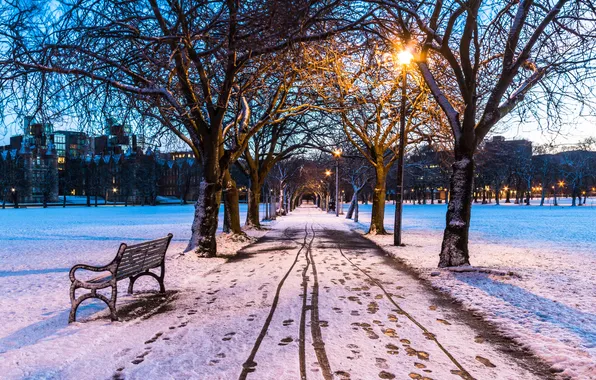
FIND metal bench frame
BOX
[68,234,173,323]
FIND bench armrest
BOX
[69,263,114,283]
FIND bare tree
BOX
[377,0,596,266]
[2,0,369,256]
[343,159,373,222]
[310,36,442,234]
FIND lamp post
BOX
[394,49,413,247]
[325,170,332,212]
[333,149,342,217]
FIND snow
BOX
[0,204,554,379]
[350,200,596,379]
[0,201,593,379]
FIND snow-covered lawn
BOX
[350,200,596,379]
[0,204,263,354]
[0,201,594,379]
[0,206,551,379]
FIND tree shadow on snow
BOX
[456,274,596,347]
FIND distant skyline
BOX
[1,112,594,149]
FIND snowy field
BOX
[0,204,264,355]
[0,200,594,379]
[351,199,596,379]
[0,205,554,380]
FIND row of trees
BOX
[2,1,595,267]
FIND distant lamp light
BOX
[325,170,332,177]
[332,149,342,158]
[113,187,118,193]
[11,188,16,193]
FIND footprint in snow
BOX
[222,332,236,341]
[278,336,293,346]
[375,358,389,369]
[475,355,496,368]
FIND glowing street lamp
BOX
[332,149,342,216]
[397,50,414,65]
[394,49,413,247]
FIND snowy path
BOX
[0,205,552,379]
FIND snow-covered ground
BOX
[0,205,552,379]
[0,204,265,355]
[350,200,596,379]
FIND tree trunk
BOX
[346,191,357,219]
[245,180,262,228]
[222,169,244,235]
[270,189,276,220]
[495,186,500,205]
[439,154,474,267]
[369,167,387,235]
[186,144,222,257]
[63,193,66,208]
[186,180,221,257]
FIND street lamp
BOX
[324,170,332,211]
[333,149,342,217]
[394,49,412,247]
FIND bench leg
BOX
[69,283,79,323]
[109,284,118,321]
[128,269,165,294]
[69,284,118,323]
[128,277,136,294]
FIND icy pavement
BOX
[0,205,552,379]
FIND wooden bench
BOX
[68,234,173,323]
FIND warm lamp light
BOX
[397,50,414,65]
[325,170,332,177]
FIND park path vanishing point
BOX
[117,205,549,380]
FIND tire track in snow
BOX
[326,227,474,380]
[298,224,312,380]
[239,224,312,380]
[307,224,333,380]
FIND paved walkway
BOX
[118,205,547,380]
